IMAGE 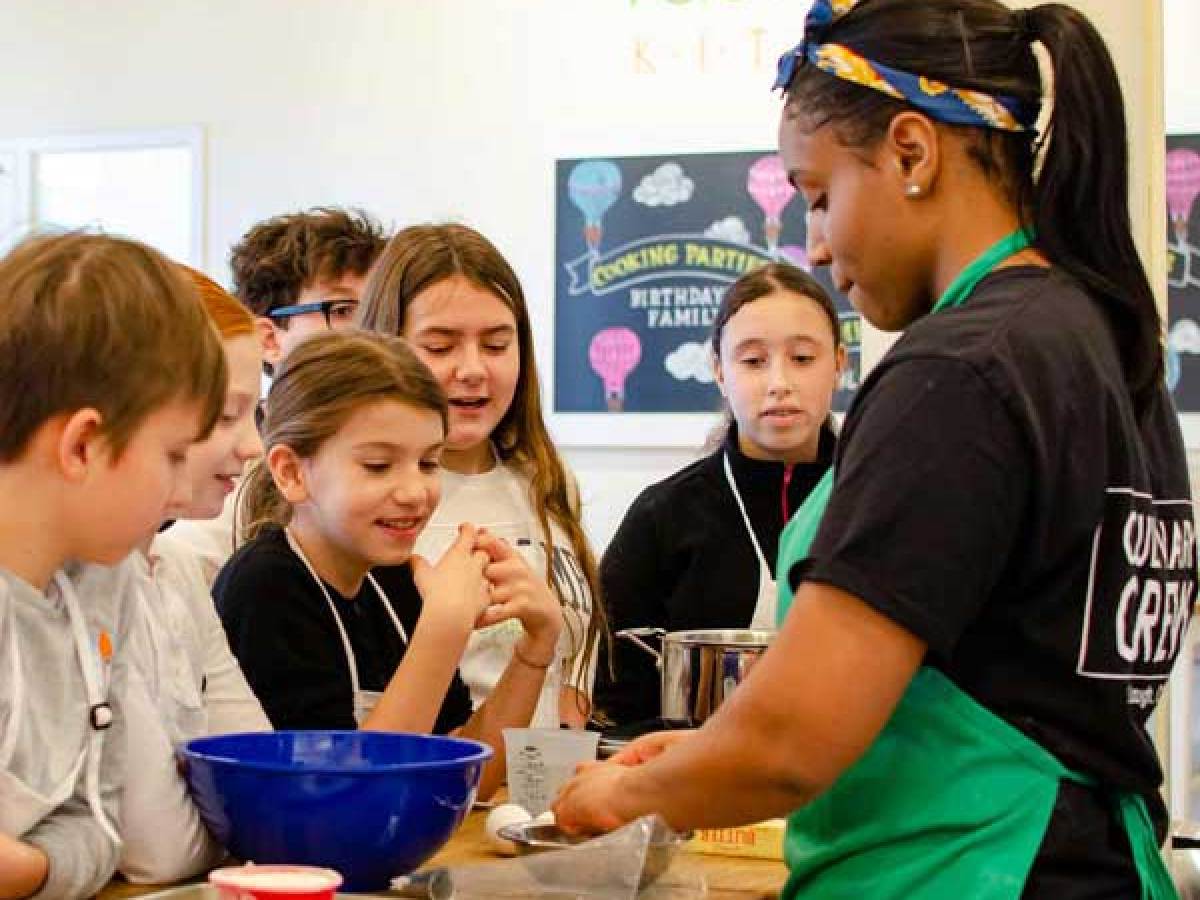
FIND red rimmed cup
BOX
[209,864,343,900]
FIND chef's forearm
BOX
[613,691,820,830]
[615,582,927,831]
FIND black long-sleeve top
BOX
[214,526,472,732]
[594,423,835,726]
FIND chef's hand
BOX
[412,524,490,632]
[608,728,696,766]
[552,758,637,835]
[552,730,696,832]
[473,529,563,664]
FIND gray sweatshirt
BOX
[1,561,133,900]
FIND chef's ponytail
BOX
[1022,4,1161,412]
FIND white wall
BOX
[0,0,812,548]
[1166,0,1200,133]
[0,0,1168,550]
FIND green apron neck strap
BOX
[931,229,1033,314]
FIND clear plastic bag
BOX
[391,816,706,899]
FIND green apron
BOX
[774,232,1177,899]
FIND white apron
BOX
[132,557,207,746]
[0,574,121,847]
[723,453,777,629]
[284,530,408,727]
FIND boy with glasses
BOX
[230,206,387,373]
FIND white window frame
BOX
[0,126,205,266]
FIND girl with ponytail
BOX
[214,330,562,800]
[555,3,1192,897]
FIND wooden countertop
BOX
[428,805,785,898]
[97,806,785,899]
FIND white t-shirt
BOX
[163,487,241,588]
[413,458,595,728]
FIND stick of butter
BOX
[688,818,786,860]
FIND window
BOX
[0,127,204,265]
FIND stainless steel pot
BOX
[616,627,775,726]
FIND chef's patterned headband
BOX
[774,0,1038,134]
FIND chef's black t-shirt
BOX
[790,267,1195,870]
[214,525,473,733]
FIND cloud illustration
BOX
[633,163,694,207]
[704,216,751,245]
[665,341,715,384]
[1170,318,1200,354]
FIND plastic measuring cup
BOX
[502,728,600,815]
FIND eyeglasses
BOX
[267,299,359,328]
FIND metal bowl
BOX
[496,820,687,889]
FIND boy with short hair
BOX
[0,232,226,900]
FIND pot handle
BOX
[615,628,666,667]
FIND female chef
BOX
[554,1,1194,896]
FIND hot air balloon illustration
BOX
[568,160,622,258]
[779,245,810,270]
[1167,148,1200,247]
[747,155,796,256]
[588,327,641,412]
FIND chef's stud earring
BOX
[906,183,921,198]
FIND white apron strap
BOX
[364,573,409,644]
[285,530,412,697]
[55,573,121,849]
[0,582,20,768]
[284,529,363,699]
[722,453,778,629]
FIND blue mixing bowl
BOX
[182,731,492,891]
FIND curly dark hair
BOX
[229,207,387,316]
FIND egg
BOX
[485,803,531,855]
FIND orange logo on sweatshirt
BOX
[97,630,113,663]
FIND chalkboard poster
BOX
[1168,134,1200,414]
[553,151,861,416]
